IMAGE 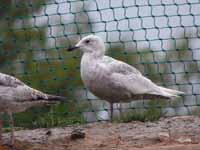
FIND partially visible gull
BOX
[0,72,65,146]
[68,34,184,120]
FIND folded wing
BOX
[112,73,183,99]
[102,56,142,75]
[0,73,65,102]
[103,57,184,99]
[0,73,25,87]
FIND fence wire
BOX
[0,0,200,126]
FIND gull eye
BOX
[85,40,90,44]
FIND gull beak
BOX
[67,45,79,51]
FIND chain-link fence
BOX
[0,0,200,127]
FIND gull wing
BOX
[0,73,25,87]
[0,73,64,102]
[112,73,161,95]
[102,56,142,75]
[0,73,49,101]
[111,72,183,99]
[101,57,183,99]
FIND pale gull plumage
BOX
[68,35,184,120]
[0,72,65,146]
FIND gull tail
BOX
[159,86,184,99]
[46,94,66,101]
[40,94,66,105]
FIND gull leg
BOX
[110,102,113,121]
[119,102,122,119]
[8,112,14,146]
[0,113,2,146]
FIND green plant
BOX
[114,100,166,123]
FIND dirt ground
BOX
[1,116,200,150]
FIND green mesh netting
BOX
[0,0,200,127]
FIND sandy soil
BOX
[1,116,200,150]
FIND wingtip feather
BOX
[47,94,66,101]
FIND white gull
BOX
[68,35,184,120]
[0,72,65,146]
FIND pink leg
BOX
[119,102,122,119]
[8,112,14,146]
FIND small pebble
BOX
[46,130,52,136]
[176,137,192,143]
[70,129,85,140]
[158,132,170,142]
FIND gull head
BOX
[68,35,106,57]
